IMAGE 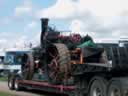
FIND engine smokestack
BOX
[40,18,49,47]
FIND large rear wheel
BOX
[48,43,71,84]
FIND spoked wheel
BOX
[48,43,71,84]
[107,81,122,96]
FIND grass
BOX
[0,76,8,81]
[0,91,16,96]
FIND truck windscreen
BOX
[5,52,24,65]
[5,52,15,64]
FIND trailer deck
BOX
[18,80,75,95]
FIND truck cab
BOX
[4,48,31,74]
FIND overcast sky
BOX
[0,0,128,49]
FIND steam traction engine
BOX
[32,18,89,84]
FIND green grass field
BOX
[0,91,16,96]
[0,77,8,81]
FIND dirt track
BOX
[0,81,64,96]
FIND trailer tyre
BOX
[14,76,22,91]
[89,79,107,96]
[8,76,14,90]
[107,81,122,96]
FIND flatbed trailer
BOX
[8,61,128,96]
[8,72,75,96]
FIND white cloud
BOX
[27,21,37,28]
[31,33,40,47]
[70,19,84,33]
[0,38,10,49]
[14,36,34,48]
[36,0,76,19]
[0,31,40,49]
[0,32,29,48]
[37,0,128,20]
[0,39,7,46]
[2,0,127,47]
[14,0,32,16]
[0,39,7,43]
[77,0,123,19]
[15,7,31,16]
[112,30,121,37]
[36,0,128,42]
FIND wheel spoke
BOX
[48,51,59,81]
[48,52,55,58]
[49,71,58,79]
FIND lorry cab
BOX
[4,48,31,74]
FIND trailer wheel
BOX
[8,76,14,90]
[14,76,22,91]
[107,81,122,96]
[89,79,107,96]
